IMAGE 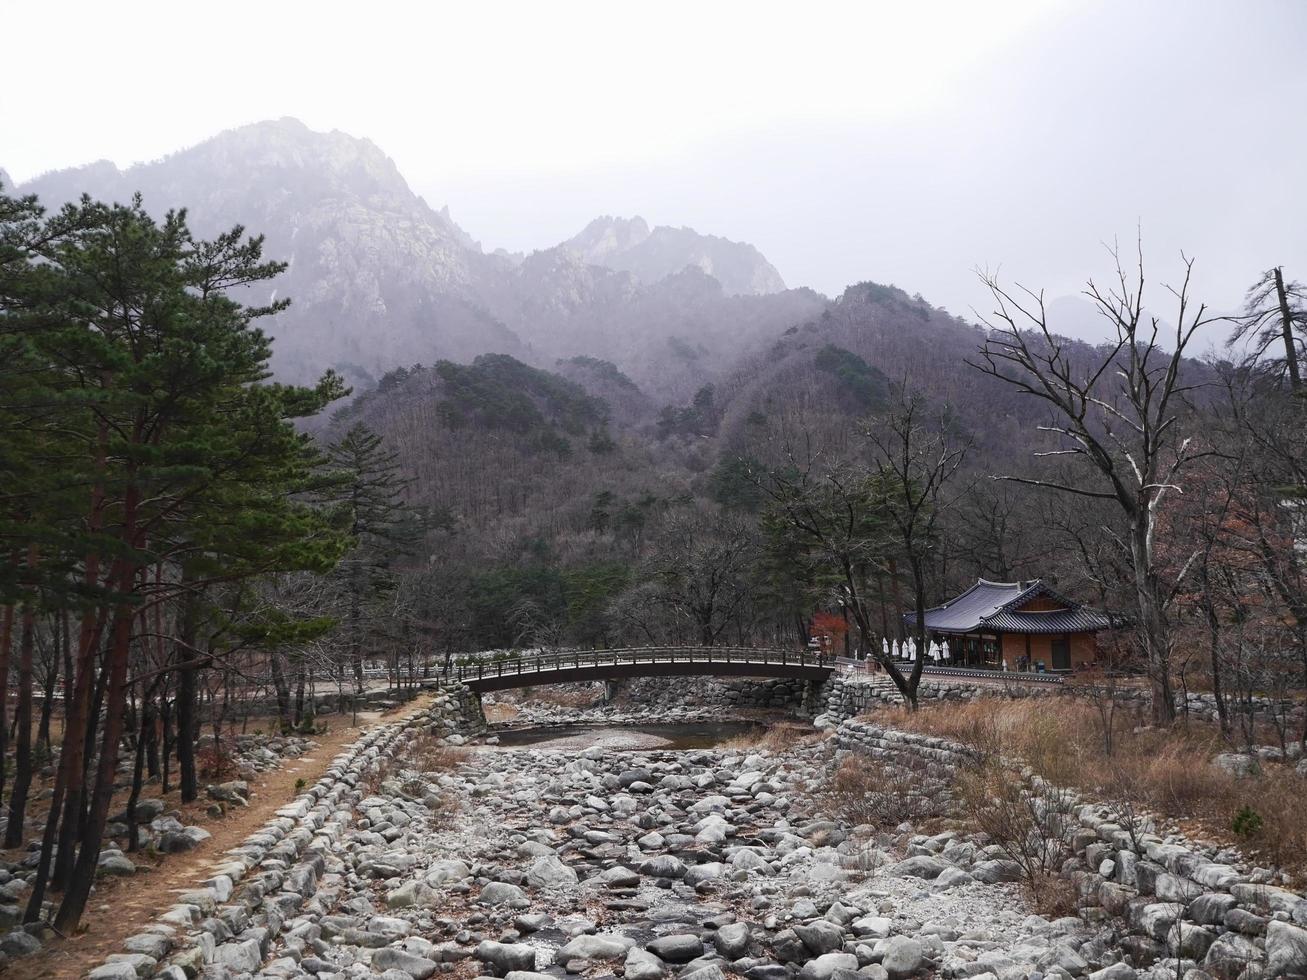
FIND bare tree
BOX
[970,246,1222,723]
[865,391,970,698]
[748,392,966,708]
[644,509,757,647]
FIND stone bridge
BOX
[443,646,834,693]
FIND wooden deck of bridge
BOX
[443,646,834,692]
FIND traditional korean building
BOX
[905,578,1119,672]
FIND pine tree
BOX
[1,189,350,931]
[321,425,413,701]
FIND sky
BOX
[4,0,1305,339]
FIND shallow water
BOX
[489,720,764,751]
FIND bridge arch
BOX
[445,646,833,693]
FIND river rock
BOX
[1266,920,1307,978]
[794,920,844,956]
[715,922,752,959]
[647,934,704,962]
[888,855,946,880]
[479,881,528,905]
[525,854,578,889]
[625,947,666,980]
[800,952,859,980]
[373,947,439,979]
[475,940,538,975]
[556,933,635,963]
[880,936,925,979]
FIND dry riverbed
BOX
[235,715,1152,980]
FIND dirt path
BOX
[18,695,432,979]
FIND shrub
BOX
[196,745,238,781]
[820,753,944,829]
[1232,805,1263,838]
[956,763,1076,911]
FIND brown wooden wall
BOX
[999,631,1099,670]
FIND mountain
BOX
[563,216,787,296]
[15,119,815,397]
[18,118,520,388]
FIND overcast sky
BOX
[4,0,1305,336]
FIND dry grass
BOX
[876,698,1307,881]
[721,721,824,753]
[363,733,468,796]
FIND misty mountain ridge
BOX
[11,118,807,397]
[562,215,787,296]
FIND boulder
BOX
[794,921,844,956]
[97,851,136,876]
[1203,932,1262,980]
[0,931,39,957]
[1266,920,1307,979]
[887,856,946,880]
[625,947,666,980]
[715,922,752,959]
[373,947,439,979]
[881,936,925,979]
[526,855,578,889]
[479,881,528,906]
[475,941,538,976]
[555,933,635,963]
[647,934,704,962]
[639,855,687,879]
[212,939,262,973]
[425,858,471,885]
[800,952,859,980]
[596,866,640,888]
[88,965,140,980]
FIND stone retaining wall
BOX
[817,673,1060,725]
[619,675,815,713]
[818,673,1304,734]
[86,685,483,980]
[835,718,1307,978]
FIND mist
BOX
[5,0,1303,339]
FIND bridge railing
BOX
[443,646,830,684]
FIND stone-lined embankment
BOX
[836,719,1307,978]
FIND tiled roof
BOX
[904,578,1118,634]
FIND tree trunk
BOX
[1132,517,1176,724]
[36,611,61,754]
[0,601,13,815]
[4,580,37,848]
[270,653,291,731]
[124,695,154,853]
[160,696,173,794]
[1199,566,1229,735]
[1273,267,1302,390]
[176,593,200,803]
[55,579,136,932]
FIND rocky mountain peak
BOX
[564,215,653,264]
[561,215,785,297]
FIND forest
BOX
[0,183,1304,934]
